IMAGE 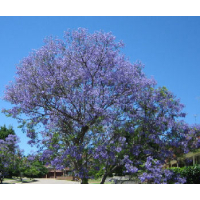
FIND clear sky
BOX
[1,16,200,155]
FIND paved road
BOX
[2,178,80,184]
[27,178,80,184]
[23,178,80,184]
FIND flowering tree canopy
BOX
[3,28,200,183]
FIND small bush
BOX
[170,165,200,184]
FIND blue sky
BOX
[1,16,200,155]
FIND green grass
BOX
[4,178,13,180]
[88,178,113,184]
[68,178,113,184]
[3,177,36,184]
[2,178,19,184]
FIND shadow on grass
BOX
[21,179,39,184]
[2,179,39,184]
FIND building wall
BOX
[46,171,63,178]
[169,149,200,167]
[43,167,72,178]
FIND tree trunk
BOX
[100,174,107,184]
[100,165,120,184]
[81,178,88,184]
[9,171,12,178]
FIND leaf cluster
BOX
[0,125,15,140]
[170,165,200,184]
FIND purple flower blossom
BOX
[2,28,199,183]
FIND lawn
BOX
[2,177,36,184]
[88,178,113,184]
[69,178,113,184]
[4,178,13,180]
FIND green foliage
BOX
[159,86,168,97]
[24,159,48,179]
[170,165,200,184]
[0,125,18,178]
[24,166,39,179]
[112,165,124,176]
[0,125,15,140]
[89,165,105,179]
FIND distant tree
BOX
[24,155,48,179]
[0,134,21,182]
[0,125,24,181]
[0,125,15,140]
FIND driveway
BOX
[24,178,80,184]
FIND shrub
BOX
[170,165,200,184]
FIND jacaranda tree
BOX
[0,125,20,178]
[3,28,199,183]
[87,86,199,183]
[0,130,23,182]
